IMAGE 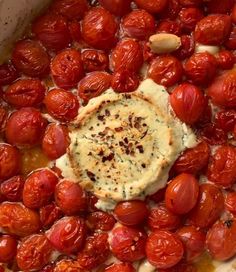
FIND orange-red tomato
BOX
[199,123,227,146]
[215,110,236,132]
[0,175,24,202]
[216,50,235,70]
[178,7,203,32]
[40,202,63,228]
[105,263,135,272]
[81,49,109,72]
[225,26,236,50]
[231,4,236,24]
[0,235,17,263]
[134,0,168,14]
[179,0,202,6]
[206,0,234,14]
[160,0,181,20]
[225,192,236,215]
[98,0,132,16]
[146,230,184,269]
[87,211,116,231]
[0,63,18,86]
[53,259,84,272]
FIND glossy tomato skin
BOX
[199,123,227,146]
[68,20,81,43]
[12,39,50,78]
[44,89,79,122]
[146,230,184,269]
[216,50,235,70]
[0,175,24,202]
[4,79,46,107]
[86,211,115,231]
[16,234,53,271]
[0,63,18,86]
[0,235,17,263]
[215,110,236,132]
[225,26,236,50]
[105,263,135,272]
[122,9,156,40]
[160,0,181,20]
[81,7,117,50]
[178,7,203,33]
[156,20,181,36]
[99,0,132,16]
[81,49,109,72]
[40,202,63,228]
[0,108,8,133]
[225,192,236,215]
[188,183,224,229]
[159,262,197,272]
[206,0,234,14]
[53,259,84,272]
[179,0,202,6]
[134,0,168,14]
[174,35,195,60]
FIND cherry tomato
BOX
[50,0,88,20]
[207,70,236,108]
[149,187,166,203]
[194,14,232,45]
[195,101,212,128]
[160,0,181,20]
[105,263,135,272]
[5,107,47,147]
[114,200,148,226]
[216,50,235,70]
[55,179,87,215]
[86,211,115,231]
[225,26,236,50]
[0,107,7,134]
[111,69,139,93]
[179,0,202,6]
[109,225,147,262]
[206,219,236,261]
[4,79,46,107]
[206,0,234,14]
[16,234,53,271]
[54,259,84,272]
[42,123,69,160]
[32,13,71,51]
[82,49,109,72]
[179,8,203,33]
[148,55,183,87]
[44,89,79,122]
[40,202,63,228]
[12,39,50,77]
[225,192,236,215]
[142,41,156,62]
[146,230,184,269]
[0,175,24,202]
[134,0,168,14]
[188,183,224,228]
[184,52,217,85]
[215,110,236,132]
[78,72,111,103]
[174,35,195,60]
[156,20,181,36]
[170,83,206,125]
[176,226,206,261]
[81,7,117,50]
[0,144,21,181]
[68,20,81,43]
[159,262,197,272]
[148,204,180,231]
[111,39,143,73]
[98,0,132,16]
[0,202,40,236]
[122,9,156,40]
[0,63,18,86]
[172,142,210,175]
[199,123,227,145]
[41,264,55,272]
[0,235,17,263]
[77,232,110,269]
[232,4,236,24]
[207,145,236,188]
[87,193,99,212]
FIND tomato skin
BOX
[160,0,181,20]
[157,20,181,36]
[206,219,236,261]
[207,0,234,14]
[225,26,236,50]
[216,50,235,70]
[178,8,203,33]
[207,145,236,188]
[40,202,63,228]
[146,230,184,269]
[111,39,143,73]
[99,0,132,16]
[159,262,197,272]
[81,7,117,50]
[148,55,183,87]
[134,0,168,14]
[0,63,18,86]
[114,200,148,226]
[0,107,7,134]
[110,225,147,262]
[199,123,227,145]
[44,89,79,122]
[215,110,236,132]
[194,14,232,45]
[176,226,206,261]
[0,144,21,182]
[4,79,46,107]
[179,0,202,6]
[174,35,195,60]
[0,175,24,202]
[16,234,53,271]
[105,263,135,272]
[42,123,69,160]
[78,72,111,103]
[170,83,206,125]
[86,211,116,231]
[225,192,236,215]
[188,183,224,229]
[81,49,109,72]
[53,259,84,272]
[0,235,17,263]
[122,9,156,40]
[111,70,140,93]
[68,20,81,43]
[32,13,71,51]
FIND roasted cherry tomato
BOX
[174,35,195,60]
[111,70,140,93]
[199,123,227,145]
[206,0,234,14]
[216,50,235,70]
[105,263,135,272]
[86,211,115,231]
[81,49,109,72]
[156,20,181,36]
[0,107,8,134]
[40,202,63,228]
[0,63,18,86]
[98,0,132,16]
[134,0,168,14]
[178,7,203,32]
[160,0,181,20]
[215,110,236,132]
[68,20,81,43]
[225,192,236,215]
[225,26,236,50]
[159,262,197,272]
[179,0,202,6]
[0,175,24,202]
[53,259,84,272]
[0,235,17,263]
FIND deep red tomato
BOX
[178,8,203,32]
[68,20,81,43]
[40,202,63,228]
[149,187,166,203]
[225,192,236,215]
[32,13,71,51]
[0,235,17,263]
[206,0,234,14]
[99,0,132,16]
[160,0,181,20]
[111,38,143,73]
[0,144,21,181]
[16,234,53,271]
[225,26,236,50]
[146,230,184,269]
[86,211,116,231]
[53,259,84,272]
[81,7,117,50]
[142,41,156,62]
[179,0,202,6]
[4,79,46,107]
[159,262,197,272]
[188,183,224,228]
[0,175,24,202]
[122,9,156,40]
[0,63,18,86]
[44,89,79,122]
[0,107,7,133]
[41,264,55,272]
[134,0,168,14]
[176,226,206,261]
[156,20,181,36]
[87,193,99,212]
[232,4,236,24]
[215,110,236,132]
[199,123,227,145]
[5,107,47,147]
[81,49,109,72]
[105,263,135,272]
[55,179,87,215]
[174,35,195,60]
[216,50,235,70]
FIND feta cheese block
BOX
[56,79,197,210]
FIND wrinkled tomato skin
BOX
[105,263,135,272]
[51,49,84,89]
[42,123,69,160]
[215,110,236,132]
[159,262,197,272]
[23,169,58,209]
[44,89,79,122]
[111,70,140,93]
[206,219,236,261]
[99,0,132,16]
[40,202,63,228]
[174,35,195,60]
[225,192,236,215]
[111,39,143,73]
[216,50,235,70]
[122,9,156,40]
[225,26,236,50]
[0,63,18,86]
[146,230,184,269]
[0,144,21,182]
[81,49,109,72]
[172,142,210,175]
[4,79,46,108]
[160,0,181,20]
[110,225,147,262]
[0,175,24,202]
[134,0,168,14]
[78,72,111,103]
[86,211,116,231]
[179,8,203,33]
[148,55,183,87]
[199,123,227,146]
[0,202,40,236]
[207,145,236,188]
[12,39,50,78]
[194,14,232,45]
[188,183,224,229]
[53,259,84,272]
[0,235,17,263]
[16,234,53,271]
[156,20,181,36]
[0,107,8,133]
[207,0,234,14]
[179,0,202,6]
[81,7,117,50]
[176,226,206,261]
[32,14,71,51]
[68,20,81,43]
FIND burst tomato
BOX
[174,35,195,60]
[111,70,139,93]
[199,123,227,145]
[216,50,235,70]
[54,259,84,272]
[81,49,109,72]
[40,202,63,228]
[225,192,236,215]
[225,26,236,50]
[206,0,234,14]
[0,175,24,202]
[68,20,81,43]
[86,211,115,231]
[215,110,236,132]
[0,235,17,263]
[0,63,18,86]
[98,0,132,16]
[156,20,181,35]
[178,7,203,32]
[179,0,202,6]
